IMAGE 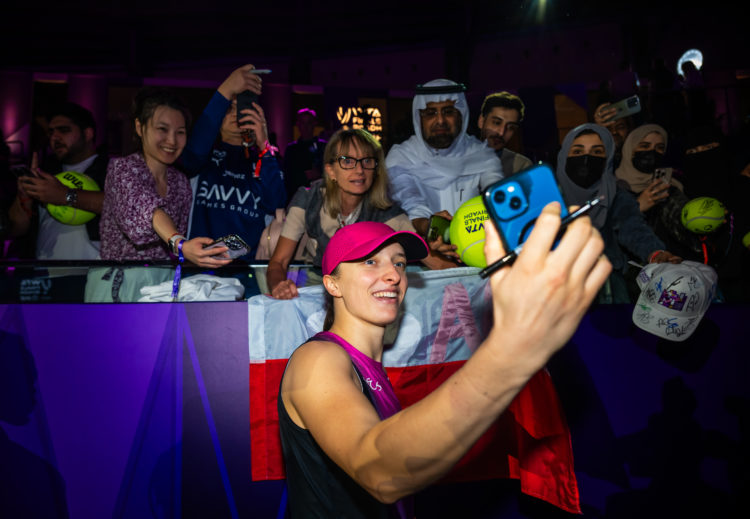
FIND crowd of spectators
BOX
[1,60,748,303]
[1,58,748,518]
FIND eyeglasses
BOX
[334,156,378,170]
[419,107,460,119]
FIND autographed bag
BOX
[255,208,308,261]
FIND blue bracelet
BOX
[171,239,185,301]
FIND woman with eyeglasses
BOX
[267,129,416,299]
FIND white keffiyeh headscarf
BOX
[385,79,503,217]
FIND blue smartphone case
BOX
[482,163,569,251]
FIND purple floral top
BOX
[100,153,192,260]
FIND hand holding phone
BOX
[601,95,641,123]
[482,163,569,252]
[652,167,672,186]
[480,196,603,278]
[427,214,451,243]
[236,90,259,124]
[203,234,250,259]
[594,103,618,125]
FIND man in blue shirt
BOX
[182,65,286,263]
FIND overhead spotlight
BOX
[677,48,704,76]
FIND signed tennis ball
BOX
[449,196,488,268]
[681,197,726,234]
[46,171,100,225]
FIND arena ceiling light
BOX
[677,48,704,76]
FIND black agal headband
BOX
[415,83,468,95]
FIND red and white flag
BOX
[248,267,581,513]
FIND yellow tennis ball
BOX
[449,196,488,268]
[47,171,100,225]
[681,197,726,234]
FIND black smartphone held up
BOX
[427,214,451,243]
[606,95,641,122]
[236,90,258,124]
[482,163,569,251]
[203,234,250,259]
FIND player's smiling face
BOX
[328,241,408,327]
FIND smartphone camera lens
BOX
[510,197,521,210]
[493,190,506,204]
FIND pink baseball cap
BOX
[322,222,429,275]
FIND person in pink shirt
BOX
[87,87,233,302]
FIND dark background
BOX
[4,2,747,78]
[2,2,749,162]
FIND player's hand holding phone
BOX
[482,200,611,373]
[482,163,570,252]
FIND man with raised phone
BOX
[182,64,286,263]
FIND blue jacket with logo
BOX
[182,91,286,260]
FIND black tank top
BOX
[278,366,395,518]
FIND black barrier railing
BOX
[0,259,303,268]
[0,260,313,304]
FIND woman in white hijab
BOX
[615,123,684,212]
[615,123,698,260]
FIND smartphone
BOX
[427,214,451,243]
[605,95,641,122]
[482,163,569,251]
[203,234,250,259]
[652,167,672,185]
[236,90,258,124]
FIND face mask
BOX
[632,150,664,174]
[682,148,727,199]
[565,155,606,188]
[684,148,722,173]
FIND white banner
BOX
[247,267,493,367]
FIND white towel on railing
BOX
[138,274,244,302]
